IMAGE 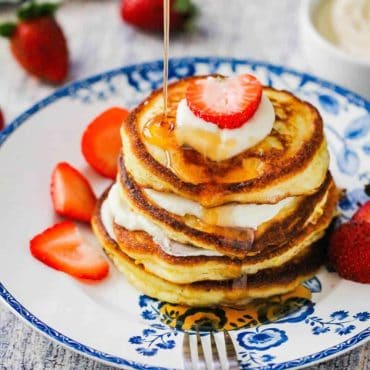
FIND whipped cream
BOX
[101,184,222,257]
[315,0,370,61]
[144,188,293,229]
[175,93,275,161]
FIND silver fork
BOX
[183,330,239,370]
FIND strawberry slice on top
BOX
[186,74,263,129]
[30,221,109,280]
[51,162,96,222]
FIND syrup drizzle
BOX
[163,0,170,118]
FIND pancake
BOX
[121,76,329,207]
[92,210,325,307]
[91,74,338,308]
[93,176,338,284]
[118,159,334,259]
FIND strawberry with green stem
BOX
[120,0,196,32]
[0,2,69,84]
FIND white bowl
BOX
[300,0,370,100]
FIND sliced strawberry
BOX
[352,200,370,223]
[51,162,96,222]
[186,74,263,129]
[81,107,129,179]
[30,221,109,280]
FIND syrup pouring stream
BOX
[163,0,170,118]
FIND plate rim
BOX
[0,56,369,370]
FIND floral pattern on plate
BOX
[128,276,369,370]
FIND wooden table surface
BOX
[0,0,369,369]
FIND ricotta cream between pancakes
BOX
[101,183,295,258]
[144,188,293,229]
[101,184,222,257]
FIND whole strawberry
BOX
[0,2,69,84]
[352,200,370,223]
[329,221,370,284]
[121,0,196,32]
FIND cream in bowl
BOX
[316,0,370,61]
[300,0,370,99]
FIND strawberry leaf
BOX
[173,0,197,32]
[173,0,192,13]
[173,0,197,17]
[17,2,58,21]
[0,22,17,38]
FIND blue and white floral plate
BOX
[0,57,369,370]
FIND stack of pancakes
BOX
[92,76,339,307]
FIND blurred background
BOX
[1,0,369,126]
[0,0,304,124]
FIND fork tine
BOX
[183,333,201,370]
[224,331,239,369]
[183,333,193,370]
[199,331,215,370]
[190,333,201,370]
[212,332,229,370]
[209,333,221,370]
[184,330,239,370]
